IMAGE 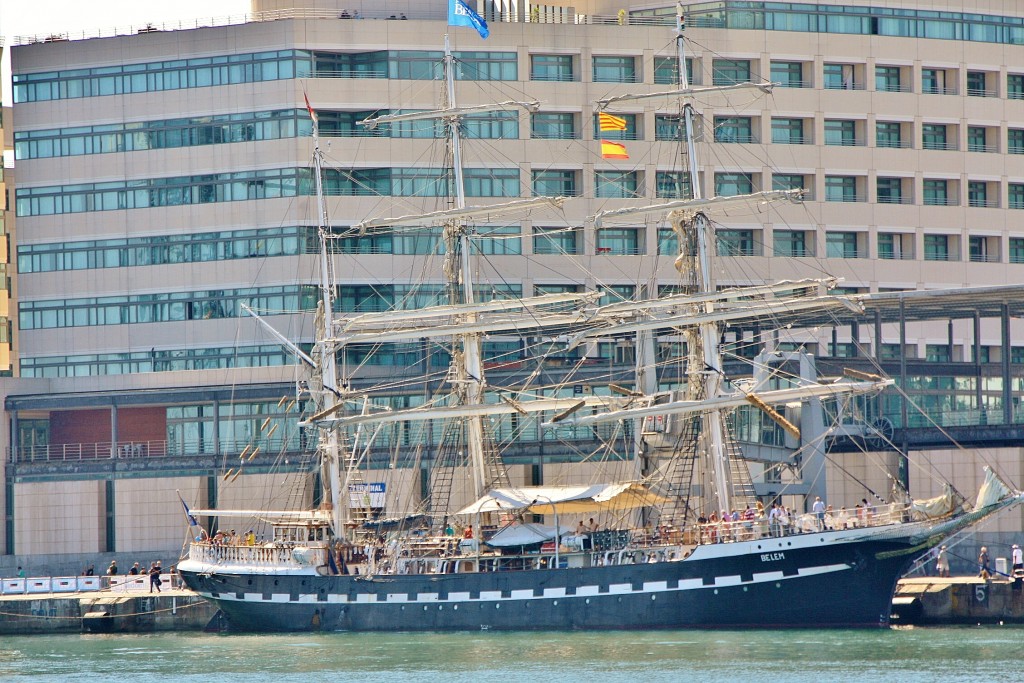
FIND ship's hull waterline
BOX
[180,529,919,632]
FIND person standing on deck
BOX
[812,497,826,531]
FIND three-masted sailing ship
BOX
[178,10,1022,631]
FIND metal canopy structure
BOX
[809,284,1024,327]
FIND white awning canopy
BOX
[455,482,669,516]
[189,509,333,524]
[485,523,559,547]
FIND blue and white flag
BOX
[177,490,202,540]
[449,0,489,39]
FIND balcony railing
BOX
[923,196,959,206]
[969,253,1000,263]
[877,194,914,205]
[531,131,581,140]
[876,139,912,149]
[969,198,1000,209]
[876,83,912,93]
[531,73,577,82]
[824,81,866,91]
[10,438,298,464]
[967,87,999,98]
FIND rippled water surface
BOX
[1,627,1018,682]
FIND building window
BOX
[592,113,637,141]
[653,56,694,85]
[923,234,950,261]
[714,172,753,197]
[655,171,691,199]
[531,54,574,82]
[717,229,756,256]
[876,121,904,148]
[532,170,578,197]
[967,126,991,153]
[772,174,806,193]
[595,228,643,255]
[968,181,991,208]
[968,236,996,263]
[1009,129,1024,155]
[593,56,637,83]
[462,111,519,140]
[533,227,578,255]
[1009,74,1024,101]
[472,226,521,255]
[657,228,679,256]
[531,113,577,140]
[824,119,858,146]
[877,233,912,260]
[655,114,694,142]
[825,175,858,202]
[875,66,902,92]
[595,171,639,198]
[1010,238,1024,263]
[876,177,906,204]
[714,116,753,143]
[966,70,993,97]
[1009,184,1024,210]
[922,68,954,95]
[773,230,809,257]
[826,232,860,258]
[925,344,951,362]
[923,179,951,206]
[771,61,805,88]
[823,63,859,90]
[922,124,951,151]
[712,59,751,85]
[771,118,806,144]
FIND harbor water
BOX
[0,627,1019,682]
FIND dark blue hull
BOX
[181,531,919,631]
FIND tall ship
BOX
[178,4,1023,631]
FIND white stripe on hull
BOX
[199,560,852,606]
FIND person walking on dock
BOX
[1012,544,1023,575]
[978,546,991,579]
[149,561,163,593]
[935,545,949,577]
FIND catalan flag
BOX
[598,112,627,132]
[600,140,629,159]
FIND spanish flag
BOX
[600,140,629,159]
[598,112,627,131]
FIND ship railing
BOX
[187,541,326,567]
[688,502,911,544]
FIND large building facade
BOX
[5,0,1024,568]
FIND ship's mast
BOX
[444,35,489,499]
[309,106,346,537]
[674,9,733,513]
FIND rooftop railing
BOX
[13,9,674,46]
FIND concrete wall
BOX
[14,480,106,555]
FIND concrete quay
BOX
[0,586,217,635]
[892,576,1024,625]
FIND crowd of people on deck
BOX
[692,497,883,543]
